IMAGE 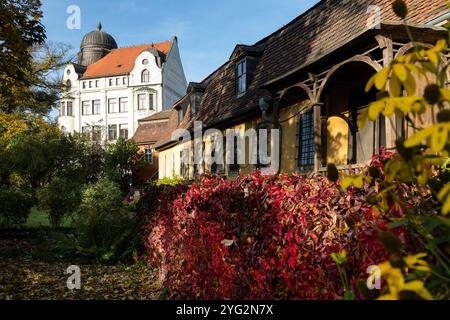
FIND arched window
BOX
[66,79,72,91]
[141,69,150,83]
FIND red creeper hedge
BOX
[144,151,427,299]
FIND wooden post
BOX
[375,34,396,149]
[313,103,323,173]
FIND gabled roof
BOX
[138,110,173,122]
[81,41,172,79]
[155,0,448,149]
[132,110,179,145]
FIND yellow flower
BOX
[377,254,433,300]
[404,253,431,273]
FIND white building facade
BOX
[58,24,187,144]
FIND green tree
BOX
[0,0,46,114]
[37,174,81,227]
[106,138,140,194]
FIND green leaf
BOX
[379,231,403,254]
[388,219,409,229]
[343,291,356,300]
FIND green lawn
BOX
[26,207,72,228]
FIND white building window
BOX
[108,124,117,141]
[66,101,73,116]
[95,80,99,87]
[119,97,128,113]
[60,101,66,116]
[109,79,113,86]
[119,124,128,139]
[108,98,118,113]
[82,101,91,115]
[92,100,101,115]
[116,78,120,86]
[141,69,150,83]
[149,93,155,110]
[82,82,86,89]
[144,148,153,164]
[123,77,127,85]
[237,58,247,95]
[138,94,146,110]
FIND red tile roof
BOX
[132,110,179,145]
[81,41,172,79]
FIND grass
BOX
[26,207,72,228]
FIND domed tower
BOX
[78,22,118,66]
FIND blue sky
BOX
[42,0,319,83]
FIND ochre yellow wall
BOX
[279,101,310,174]
[326,116,349,166]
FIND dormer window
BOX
[142,69,150,83]
[236,58,247,96]
[66,80,72,91]
[178,108,184,124]
[191,93,201,115]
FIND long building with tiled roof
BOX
[134,0,450,181]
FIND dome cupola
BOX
[78,22,118,66]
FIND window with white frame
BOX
[82,101,91,115]
[92,100,101,115]
[144,148,153,164]
[138,94,146,110]
[236,58,247,95]
[141,69,150,83]
[149,93,155,110]
[109,79,113,86]
[66,101,73,116]
[119,97,128,113]
[108,98,118,113]
[60,101,66,116]
[108,124,117,141]
[119,124,128,139]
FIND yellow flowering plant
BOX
[333,0,450,300]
